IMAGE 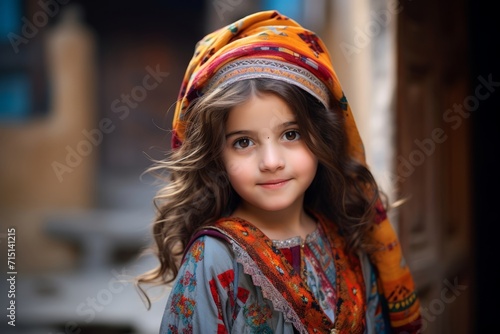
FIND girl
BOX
[137,10,422,334]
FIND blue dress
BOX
[159,222,389,333]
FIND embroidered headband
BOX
[205,57,331,109]
[171,10,365,166]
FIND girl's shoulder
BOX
[178,232,239,286]
[182,230,235,266]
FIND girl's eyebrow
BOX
[225,121,298,138]
[225,130,252,139]
[279,121,298,129]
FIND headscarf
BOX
[171,10,421,333]
[171,10,363,163]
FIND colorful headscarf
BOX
[171,10,421,333]
[171,10,364,164]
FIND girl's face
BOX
[222,93,318,215]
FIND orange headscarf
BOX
[171,10,364,165]
[171,10,421,333]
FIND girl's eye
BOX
[234,138,254,149]
[282,130,300,141]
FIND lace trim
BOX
[230,241,308,334]
[272,226,321,248]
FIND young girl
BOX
[137,10,422,334]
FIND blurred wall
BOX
[1,1,206,333]
[0,3,97,274]
[0,0,207,273]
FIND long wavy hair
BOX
[136,78,383,308]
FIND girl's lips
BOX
[257,179,291,189]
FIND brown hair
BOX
[136,78,382,308]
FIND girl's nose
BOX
[258,142,285,172]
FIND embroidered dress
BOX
[160,215,389,334]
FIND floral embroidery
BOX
[166,238,205,330]
[179,271,196,292]
[243,303,273,332]
[190,239,205,262]
[170,294,196,326]
[167,323,193,334]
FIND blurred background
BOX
[0,0,498,333]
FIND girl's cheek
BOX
[224,160,244,175]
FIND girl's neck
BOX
[232,202,317,241]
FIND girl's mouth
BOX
[257,179,291,189]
